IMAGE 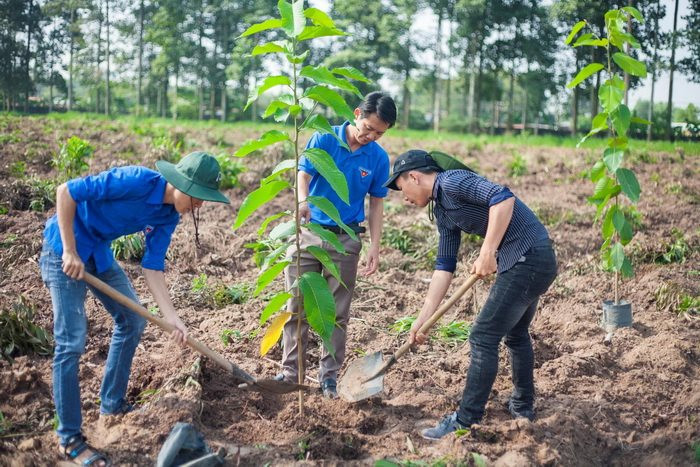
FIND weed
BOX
[655,282,700,317]
[148,306,159,316]
[215,153,246,189]
[220,329,243,346]
[0,234,18,248]
[0,411,11,434]
[0,131,21,144]
[0,295,53,363]
[383,227,414,255]
[9,161,26,178]
[666,183,683,195]
[436,321,471,345]
[111,233,145,261]
[53,136,93,180]
[136,388,159,405]
[693,441,700,463]
[152,134,182,162]
[191,273,209,294]
[532,205,575,227]
[27,177,57,212]
[0,205,7,215]
[213,283,252,308]
[296,438,310,461]
[390,316,416,334]
[508,152,527,177]
[620,205,644,231]
[656,228,691,264]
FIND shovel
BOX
[338,274,479,402]
[83,272,308,395]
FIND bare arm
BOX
[472,197,515,277]
[56,183,84,279]
[143,267,187,345]
[409,269,454,345]
[361,196,383,276]
[297,171,312,223]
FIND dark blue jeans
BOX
[457,238,557,425]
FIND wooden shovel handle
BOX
[393,274,479,360]
[83,272,254,383]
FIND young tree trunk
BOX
[445,19,452,121]
[506,65,514,133]
[490,100,497,135]
[137,0,144,115]
[591,48,600,119]
[647,1,659,142]
[24,0,33,113]
[572,86,579,136]
[198,6,204,120]
[667,0,679,141]
[96,0,102,113]
[220,82,227,122]
[105,0,111,115]
[474,47,484,134]
[402,69,410,129]
[432,8,443,133]
[466,53,474,127]
[174,63,179,120]
[68,8,75,111]
[624,1,631,106]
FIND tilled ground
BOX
[0,115,698,466]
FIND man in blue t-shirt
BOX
[277,92,397,398]
[384,149,557,439]
[40,151,229,466]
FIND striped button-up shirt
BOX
[432,170,549,274]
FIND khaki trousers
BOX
[280,228,362,383]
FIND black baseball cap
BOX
[384,149,442,190]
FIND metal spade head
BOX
[337,351,385,402]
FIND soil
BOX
[0,114,698,466]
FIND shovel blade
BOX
[337,351,385,403]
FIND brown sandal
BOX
[62,434,111,466]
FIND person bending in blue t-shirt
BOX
[40,151,229,466]
[384,149,558,440]
[275,92,397,398]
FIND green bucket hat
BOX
[156,151,230,204]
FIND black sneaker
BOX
[320,378,338,399]
[507,400,535,421]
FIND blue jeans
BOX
[39,241,146,445]
[457,238,557,425]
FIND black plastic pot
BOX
[601,300,633,329]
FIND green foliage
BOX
[383,227,414,255]
[0,411,11,435]
[213,283,253,308]
[566,7,646,299]
[214,154,246,189]
[53,136,93,180]
[220,329,244,346]
[9,161,26,178]
[191,273,210,294]
[111,233,145,261]
[693,441,700,463]
[507,153,528,177]
[152,134,184,163]
[136,388,160,405]
[0,296,53,363]
[390,316,416,334]
[27,177,58,212]
[655,229,691,264]
[654,283,699,318]
[435,321,471,345]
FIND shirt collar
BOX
[432,172,445,200]
[340,120,371,156]
[146,176,168,205]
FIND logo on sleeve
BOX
[359,166,371,178]
[144,225,154,235]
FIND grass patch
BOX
[0,296,53,363]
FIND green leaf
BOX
[631,116,651,125]
[599,77,624,113]
[269,220,297,241]
[306,246,346,288]
[616,168,641,202]
[610,242,625,270]
[261,243,289,271]
[602,205,616,239]
[590,176,619,201]
[303,85,355,122]
[262,159,296,185]
[245,75,292,110]
[306,195,358,240]
[575,38,609,47]
[611,104,631,136]
[254,260,290,297]
[567,63,604,89]
[304,7,335,27]
[303,148,349,204]
[262,94,294,119]
[603,148,624,173]
[304,223,346,254]
[591,112,609,133]
[234,130,290,158]
[251,42,285,56]
[300,65,362,97]
[279,0,305,37]
[590,159,606,182]
[260,292,293,326]
[622,6,644,24]
[331,67,371,83]
[297,25,345,42]
[612,53,647,78]
[299,271,336,356]
[257,211,289,237]
[286,49,310,65]
[233,181,289,229]
[565,20,586,45]
[572,32,593,46]
[301,114,350,151]
[612,209,633,245]
[620,256,634,277]
[239,18,283,38]
[608,135,628,149]
[617,32,640,49]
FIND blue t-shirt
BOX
[299,121,390,226]
[43,166,180,273]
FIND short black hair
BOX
[358,91,397,128]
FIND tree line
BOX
[1,0,698,140]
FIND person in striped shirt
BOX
[384,149,558,440]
